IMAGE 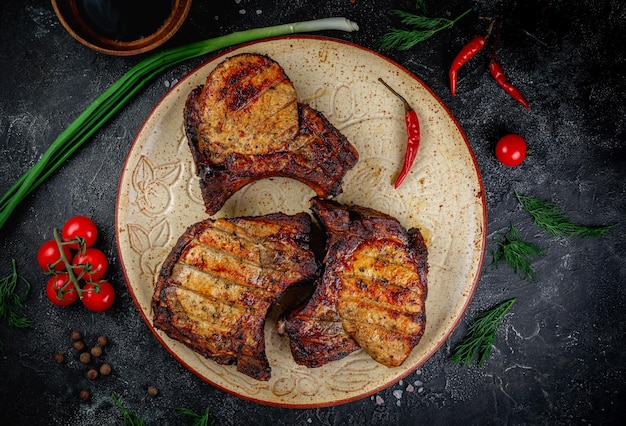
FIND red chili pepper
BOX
[488,60,530,109]
[378,78,420,189]
[449,35,486,96]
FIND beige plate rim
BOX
[115,35,487,408]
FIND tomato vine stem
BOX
[51,229,101,299]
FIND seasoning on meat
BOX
[277,198,428,368]
[152,212,320,381]
[184,53,359,215]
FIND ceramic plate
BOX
[115,36,486,408]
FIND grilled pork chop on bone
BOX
[277,198,428,368]
[184,53,359,215]
[152,212,319,381]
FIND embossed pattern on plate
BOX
[115,37,486,408]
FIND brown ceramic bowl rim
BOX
[51,0,192,56]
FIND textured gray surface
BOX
[1,0,625,424]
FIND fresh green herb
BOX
[0,259,33,353]
[378,8,472,51]
[112,393,146,426]
[0,18,359,232]
[492,224,544,281]
[414,0,428,12]
[515,191,617,238]
[452,298,516,366]
[177,407,215,426]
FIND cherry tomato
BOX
[81,281,115,312]
[73,248,108,281]
[37,240,72,272]
[495,134,527,166]
[46,274,78,306]
[62,215,98,249]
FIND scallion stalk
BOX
[0,18,359,231]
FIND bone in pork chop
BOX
[277,198,428,368]
[184,53,359,215]
[152,212,319,381]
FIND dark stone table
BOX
[1,0,624,424]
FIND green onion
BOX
[0,18,359,232]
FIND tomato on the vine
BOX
[73,248,108,281]
[39,216,116,312]
[495,134,527,167]
[81,281,115,312]
[46,274,78,306]
[62,215,98,249]
[37,240,72,272]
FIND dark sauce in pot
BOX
[77,0,174,42]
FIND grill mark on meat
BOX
[152,213,319,381]
[170,263,274,307]
[221,56,285,112]
[277,198,428,368]
[195,55,299,160]
[184,53,358,216]
[340,278,425,317]
[176,219,316,295]
[167,286,253,330]
[339,297,426,336]
[183,244,265,290]
[222,82,297,154]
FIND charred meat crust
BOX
[183,53,359,216]
[152,212,320,381]
[278,197,428,368]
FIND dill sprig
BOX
[177,407,216,426]
[452,298,516,366]
[515,191,617,238]
[492,224,545,281]
[414,0,428,11]
[112,393,146,426]
[378,7,472,51]
[1,259,33,353]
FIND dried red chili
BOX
[449,35,486,96]
[488,60,530,109]
[378,78,420,189]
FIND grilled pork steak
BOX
[152,213,319,381]
[277,198,428,368]
[184,53,359,215]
